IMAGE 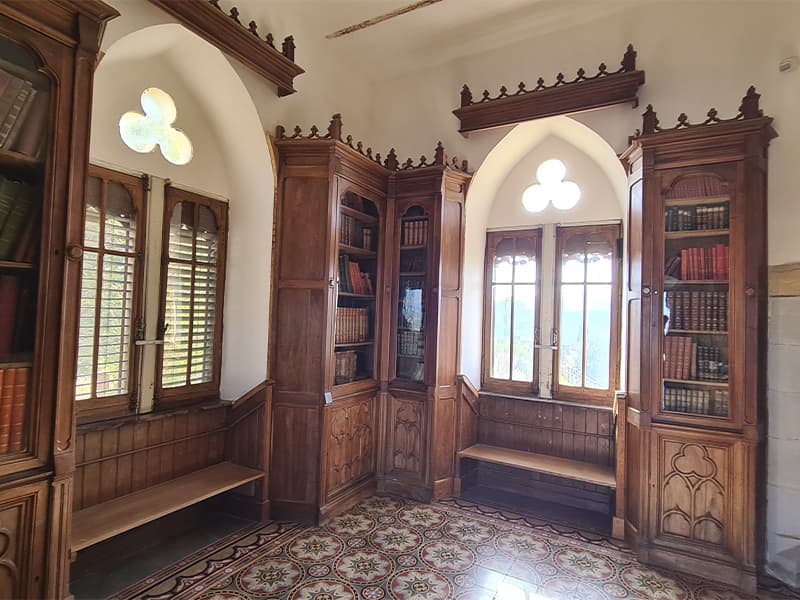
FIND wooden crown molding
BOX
[629,86,777,146]
[275,113,471,173]
[453,44,644,136]
[146,0,304,97]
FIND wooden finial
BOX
[384,148,398,171]
[327,113,343,140]
[282,36,296,61]
[434,141,445,165]
[248,21,258,35]
[229,6,240,23]
[622,44,636,72]
[739,86,762,119]
[265,33,275,47]
[460,84,473,107]
[642,104,659,135]
[275,125,286,139]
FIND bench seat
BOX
[458,443,615,489]
[71,461,263,552]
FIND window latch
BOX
[534,328,559,350]
[135,320,167,345]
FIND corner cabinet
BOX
[0,2,117,598]
[270,122,470,522]
[621,89,774,593]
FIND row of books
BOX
[664,176,725,200]
[334,350,358,385]
[665,204,729,232]
[335,307,370,344]
[0,367,28,454]
[0,176,39,261]
[663,387,729,417]
[0,274,36,355]
[401,219,428,247]
[664,336,728,382]
[666,291,728,331]
[338,254,374,295]
[0,65,49,157]
[664,245,728,281]
[398,330,424,357]
[339,213,375,250]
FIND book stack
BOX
[666,291,728,331]
[339,213,356,246]
[0,366,28,454]
[335,307,369,344]
[673,245,728,280]
[696,345,728,382]
[398,330,424,357]
[338,254,373,295]
[663,387,728,417]
[0,176,38,261]
[0,65,49,158]
[334,350,358,384]
[664,335,696,380]
[402,219,428,247]
[665,203,729,231]
[664,175,726,200]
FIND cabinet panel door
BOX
[0,480,48,599]
[649,426,740,561]
[384,392,426,481]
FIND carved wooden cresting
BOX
[146,0,304,96]
[453,45,645,135]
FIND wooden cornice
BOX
[275,113,471,175]
[453,44,644,136]
[146,0,304,96]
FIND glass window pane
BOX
[493,255,513,283]
[514,255,536,283]
[585,284,612,389]
[491,284,511,379]
[195,206,219,264]
[512,284,535,382]
[189,264,217,384]
[561,251,585,283]
[559,284,584,386]
[169,201,194,261]
[95,254,135,397]
[104,182,136,253]
[162,262,193,387]
[586,241,613,283]
[84,177,102,249]
[75,251,98,401]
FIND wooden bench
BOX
[458,444,615,489]
[72,461,262,552]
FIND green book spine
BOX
[0,181,31,260]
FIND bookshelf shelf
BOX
[664,229,729,240]
[0,260,35,270]
[340,205,378,224]
[663,377,728,389]
[397,353,424,359]
[335,341,374,348]
[399,271,426,277]
[668,329,728,335]
[664,195,730,207]
[339,243,376,258]
[665,279,728,286]
[0,148,43,175]
[400,244,426,251]
[338,292,375,299]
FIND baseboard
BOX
[378,478,431,503]
[433,477,453,499]
[219,491,271,522]
[642,544,757,595]
[612,517,624,540]
[453,477,462,496]
[320,477,377,522]
[270,499,319,524]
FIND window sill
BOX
[477,390,614,412]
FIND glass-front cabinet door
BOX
[394,205,428,384]
[657,170,735,426]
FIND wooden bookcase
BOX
[269,120,470,522]
[0,2,117,598]
[621,89,774,593]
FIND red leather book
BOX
[8,366,27,452]
[0,368,13,453]
[681,249,689,280]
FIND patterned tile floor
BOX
[113,496,800,600]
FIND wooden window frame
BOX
[155,185,228,408]
[481,229,542,396]
[75,165,147,423]
[552,223,621,406]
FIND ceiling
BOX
[226,0,648,81]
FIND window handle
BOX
[535,328,559,350]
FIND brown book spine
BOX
[8,366,27,451]
[0,368,13,453]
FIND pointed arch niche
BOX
[462,116,628,388]
[91,22,276,402]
